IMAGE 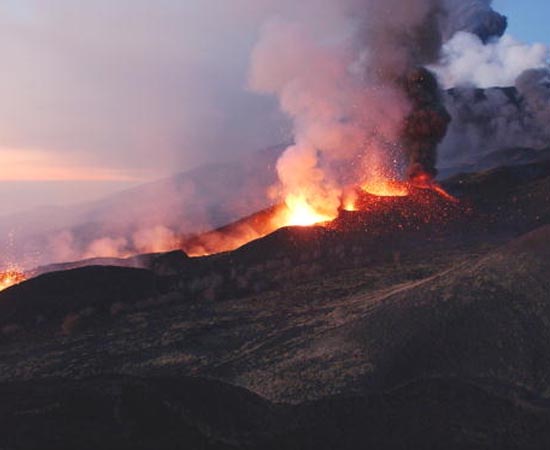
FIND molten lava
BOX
[409,172,459,203]
[361,179,410,198]
[182,196,335,257]
[279,195,335,227]
[181,174,459,258]
[0,267,26,292]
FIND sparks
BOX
[0,266,27,292]
[361,179,410,197]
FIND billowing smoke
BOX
[5,0,547,268]
[249,0,506,216]
[427,5,550,171]
[442,0,507,43]
[402,68,451,179]
[439,68,550,170]
[433,33,548,89]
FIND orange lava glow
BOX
[279,195,335,227]
[181,173,459,257]
[410,172,459,203]
[342,199,359,212]
[361,179,410,197]
[0,267,27,292]
[182,196,335,257]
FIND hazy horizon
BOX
[1,0,549,215]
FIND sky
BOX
[0,0,548,215]
[495,0,550,44]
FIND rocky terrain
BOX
[0,160,550,448]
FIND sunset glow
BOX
[0,148,146,182]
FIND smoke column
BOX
[249,0,506,217]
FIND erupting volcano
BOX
[180,173,459,257]
[181,62,458,257]
[184,6,460,261]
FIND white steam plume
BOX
[433,32,549,89]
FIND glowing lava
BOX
[280,195,335,227]
[343,198,359,212]
[361,179,410,197]
[0,267,26,292]
[410,172,459,203]
[181,174,459,257]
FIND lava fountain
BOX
[0,266,27,292]
[180,173,458,258]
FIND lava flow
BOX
[409,172,459,203]
[0,266,27,292]
[181,175,458,257]
[341,173,458,212]
[180,196,336,257]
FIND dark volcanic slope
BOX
[2,375,550,450]
[0,266,159,331]
[0,161,550,448]
[344,225,550,391]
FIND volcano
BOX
[179,177,463,257]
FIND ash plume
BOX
[5,0,543,267]
[439,68,550,169]
[428,5,549,170]
[433,33,548,89]
[249,0,505,216]
[402,68,451,179]
[442,0,507,43]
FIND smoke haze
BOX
[0,0,549,268]
[248,0,513,217]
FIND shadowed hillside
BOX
[1,160,550,448]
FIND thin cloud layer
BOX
[0,0,288,176]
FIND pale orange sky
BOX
[0,148,150,182]
[0,1,288,214]
[0,1,546,216]
[0,147,151,214]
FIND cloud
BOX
[432,32,549,88]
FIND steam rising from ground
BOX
[434,32,548,89]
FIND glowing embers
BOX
[409,172,459,203]
[182,174,459,258]
[361,179,410,198]
[0,266,26,292]
[342,179,411,212]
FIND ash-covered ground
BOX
[1,160,550,449]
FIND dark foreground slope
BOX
[0,161,550,449]
[2,375,550,450]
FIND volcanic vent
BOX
[180,177,462,257]
[182,37,458,257]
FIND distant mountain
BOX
[438,146,550,179]
[0,144,284,268]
